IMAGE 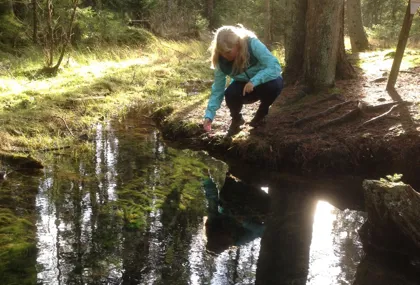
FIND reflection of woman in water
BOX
[202,177,265,254]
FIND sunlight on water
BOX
[210,238,260,285]
[95,123,118,201]
[307,201,366,285]
[36,177,59,283]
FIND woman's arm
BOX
[204,68,227,121]
[249,38,281,87]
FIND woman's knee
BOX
[225,82,244,103]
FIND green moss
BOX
[0,209,36,285]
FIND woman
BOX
[203,25,283,134]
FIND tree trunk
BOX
[46,0,54,67]
[283,0,307,85]
[53,0,79,73]
[32,0,38,44]
[284,0,355,89]
[205,0,214,29]
[347,0,369,52]
[304,0,344,89]
[337,1,357,79]
[264,0,272,49]
[387,1,414,91]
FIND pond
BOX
[0,116,368,285]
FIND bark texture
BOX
[347,0,369,52]
[304,0,344,88]
[283,0,307,85]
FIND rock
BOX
[361,180,420,258]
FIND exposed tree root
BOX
[299,100,408,131]
[311,93,344,105]
[316,103,362,130]
[294,100,353,127]
[360,101,401,112]
[358,104,400,129]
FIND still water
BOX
[1,117,367,285]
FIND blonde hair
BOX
[209,25,257,75]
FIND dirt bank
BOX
[155,65,420,186]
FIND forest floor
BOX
[1,40,420,184]
[158,49,420,185]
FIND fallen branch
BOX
[358,104,400,128]
[294,100,354,127]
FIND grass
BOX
[0,39,213,153]
[1,34,419,156]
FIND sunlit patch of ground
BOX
[355,48,420,78]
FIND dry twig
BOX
[54,115,74,137]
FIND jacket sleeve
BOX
[249,38,281,87]
[204,68,226,121]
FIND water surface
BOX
[0,117,368,285]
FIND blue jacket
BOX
[204,37,282,121]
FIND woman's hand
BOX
[243,82,254,96]
[203,118,212,132]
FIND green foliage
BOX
[366,24,400,43]
[380,173,403,183]
[75,8,155,45]
[0,14,29,52]
[362,0,420,45]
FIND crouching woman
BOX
[203,25,283,135]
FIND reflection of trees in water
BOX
[35,119,261,284]
[331,208,366,284]
[256,189,317,285]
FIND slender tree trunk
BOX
[337,1,357,79]
[53,0,79,72]
[206,0,214,29]
[264,0,272,49]
[283,0,307,85]
[32,0,38,44]
[304,0,344,89]
[391,0,399,24]
[46,0,54,67]
[387,1,415,90]
[347,0,369,52]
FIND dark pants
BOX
[225,76,283,120]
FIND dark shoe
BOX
[227,116,245,136]
[249,114,266,127]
